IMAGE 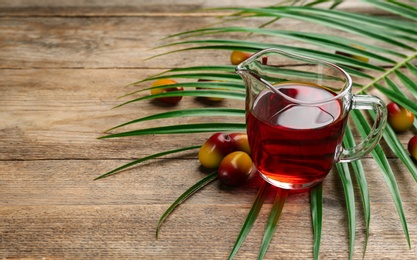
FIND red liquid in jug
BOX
[246,82,347,187]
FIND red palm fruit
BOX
[150,79,184,105]
[218,151,253,187]
[408,135,417,161]
[198,133,234,168]
[230,51,251,65]
[387,102,414,133]
[229,133,251,155]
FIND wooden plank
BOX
[0,14,398,70]
[0,68,246,160]
[0,15,262,68]
[0,68,404,161]
[2,157,417,208]
[0,0,385,17]
[0,16,350,69]
[1,159,416,258]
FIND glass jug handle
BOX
[339,95,387,163]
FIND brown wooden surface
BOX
[1,1,417,259]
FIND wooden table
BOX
[1,1,416,259]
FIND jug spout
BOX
[235,66,263,94]
[235,52,264,83]
[235,52,281,96]
[235,67,251,83]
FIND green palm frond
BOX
[105,108,245,132]
[310,183,323,260]
[364,0,417,21]
[343,126,371,258]
[113,89,245,108]
[258,188,288,259]
[336,162,356,260]
[100,0,417,258]
[228,181,270,260]
[99,123,246,138]
[156,171,218,239]
[94,145,201,180]
[352,109,411,249]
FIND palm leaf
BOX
[124,65,236,87]
[371,144,411,249]
[99,123,246,139]
[343,126,371,258]
[228,181,270,259]
[114,89,245,108]
[167,7,415,51]
[373,83,417,115]
[260,6,416,46]
[258,188,289,259]
[336,162,356,260]
[146,65,236,74]
[129,82,245,93]
[364,0,417,22]
[381,119,417,182]
[279,6,417,35]
[394,69,417,98]
[129,66,237,85]
[367,87,417,182]
[168,26,407,60]
[156,171,218,239]
[126,72,242,87]
[351,109,411,249]
[406,62,417,77]
[121,68,244,97]
[154,45,381,76]
[155,39,394,67]
[106,108,245,132]
[310,183,323,260]
[94,145,201,180]
[357,52,417,94]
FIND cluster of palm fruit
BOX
[198,132,253,187]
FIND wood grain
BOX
[0,15,333,69]
[1,159,417,259]
[0,0,386,17]
[1,1,417,259]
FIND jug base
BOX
[258,171,323,190]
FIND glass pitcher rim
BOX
[236,48,353,105]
